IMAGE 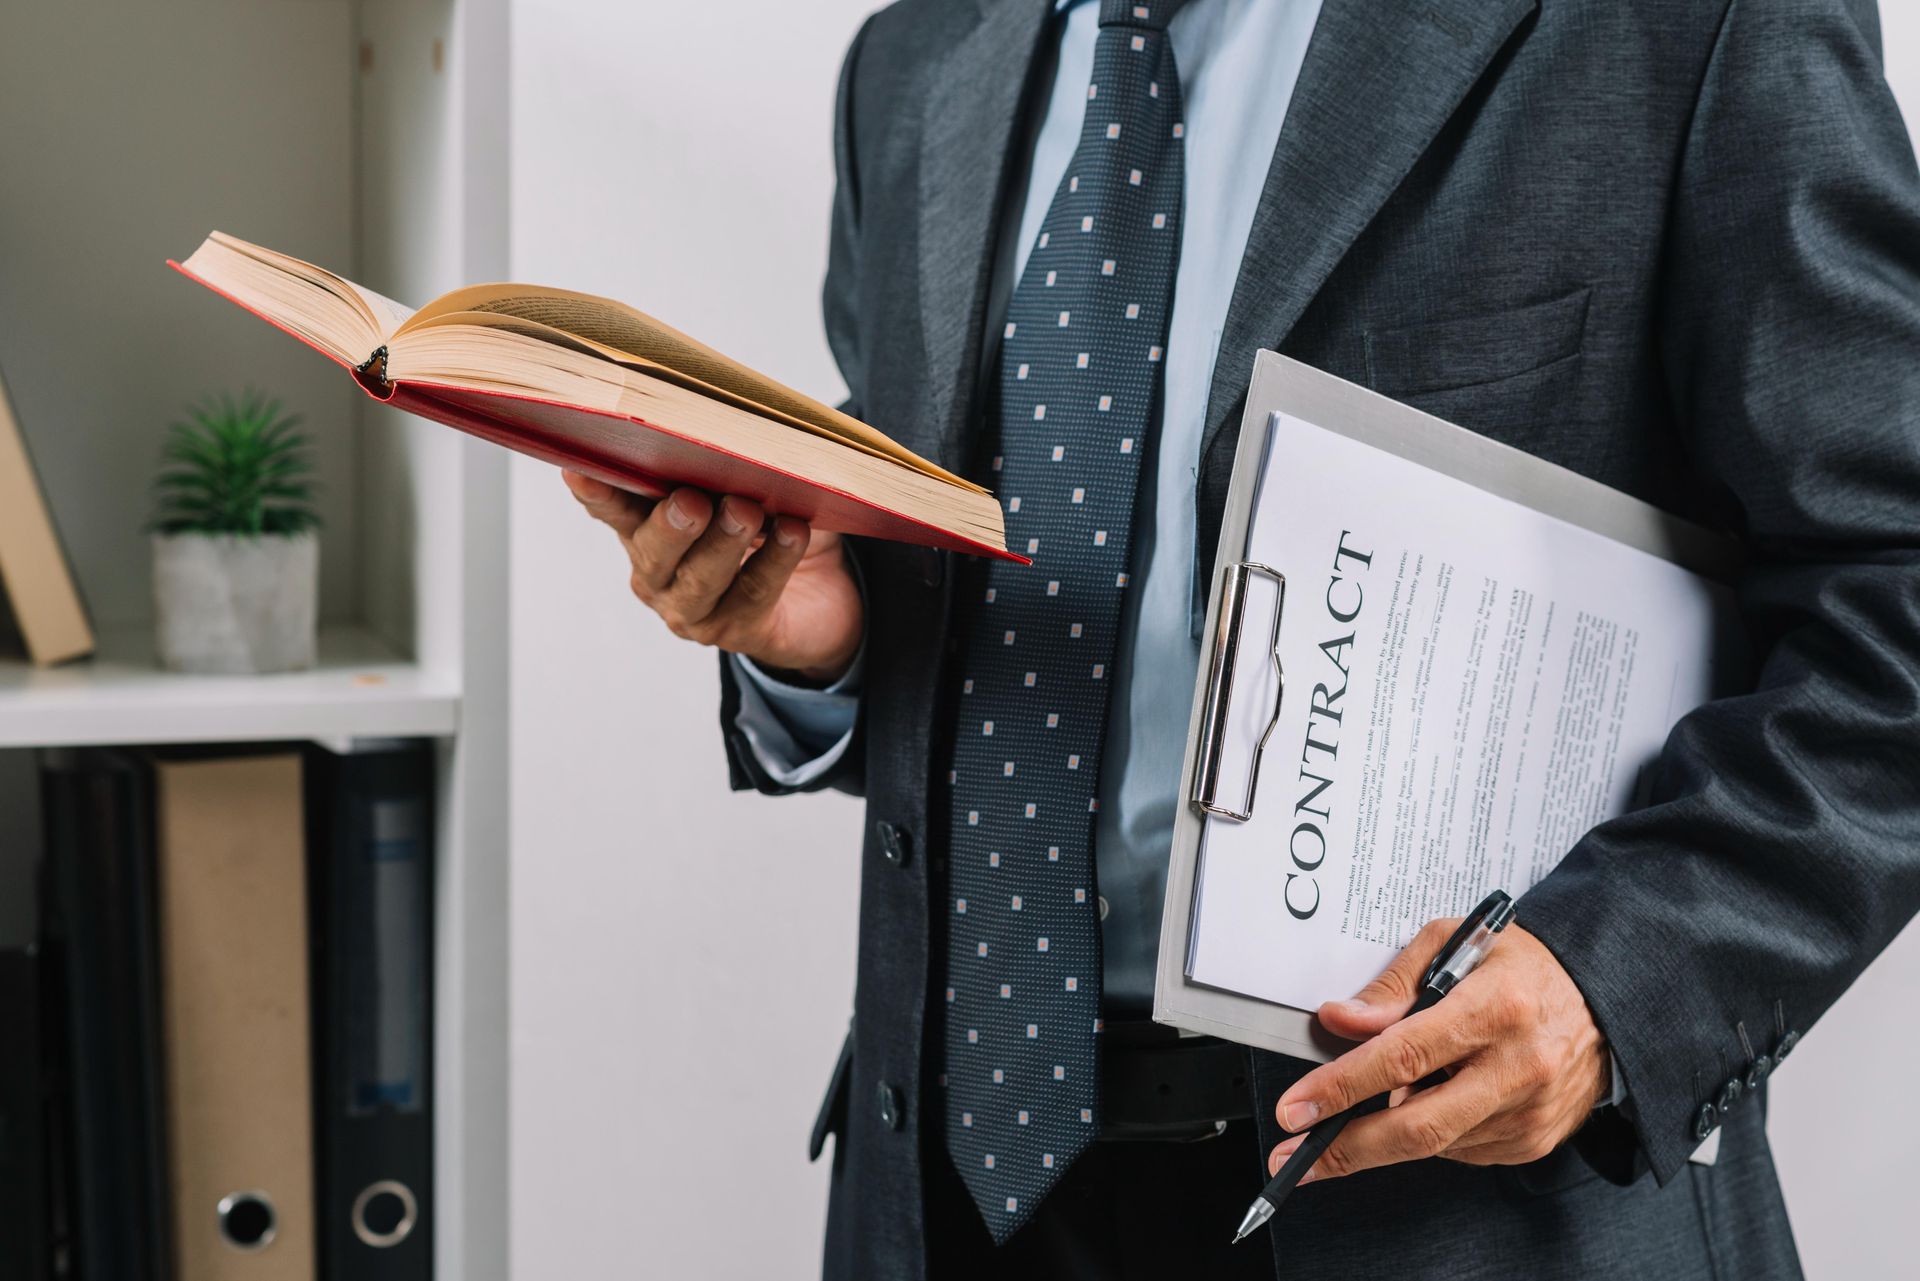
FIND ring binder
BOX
[306,741,435,1281]
[1191,561,1285,822]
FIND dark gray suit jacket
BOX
[718,1,1920,1276]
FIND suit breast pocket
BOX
[1363,287,1591,441]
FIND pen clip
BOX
[1192,561,1286,822]
[1420,889,1515,990]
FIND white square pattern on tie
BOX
[943,1,1185,1243]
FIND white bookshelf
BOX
[0,624,460,748]
[0,2,509,1278]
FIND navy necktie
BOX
[943,0,1185,1242]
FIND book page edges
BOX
[205,229,405,342]
[395,310,925,477]
[169,260,356,373]
[386,381,1024,563]
[398,281,983,494]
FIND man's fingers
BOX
[1268,1067,1505,1183]
[706,517,810,632]
[1277,989,1498,1129]
[656,494,765,628]
[627,488,715,594]
[562,468,616,507]
[563,469,653,541]
[1317,917,1460,1041]
[618,490,796,649]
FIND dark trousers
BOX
[923,1121,1278,1281]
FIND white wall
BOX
[505,3,872,1278]
[502,3,1920,1278]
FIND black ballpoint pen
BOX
[1232,889,1518,1244]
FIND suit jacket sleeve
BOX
[1520,0,1920,1186]
[719,14,876,800]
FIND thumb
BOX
[1317,916,1458,1039]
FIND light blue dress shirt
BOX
[734,0,1323,1012]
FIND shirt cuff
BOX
[729,641,864,788]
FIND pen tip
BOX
[1231,1229,1250,1245]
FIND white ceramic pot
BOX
[152,530,319,674]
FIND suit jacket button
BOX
[917,547,945,588]
[1716,1078,1743,1114]
[1744,1054,1771,1091]
[878,1081,904,1131]
[876,820,911,867]
[1693,1101,1718,1143]
[1774,1030,1799,1062]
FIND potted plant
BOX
[150,392,320,674]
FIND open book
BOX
[171,232,1015,561]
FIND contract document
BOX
[1157,352,1741,1055]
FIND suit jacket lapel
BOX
[918,0,1054,463]
[1199,0,1539,459]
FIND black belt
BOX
[1099,1021,1254,1142]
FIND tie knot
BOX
[1098,0,1180,32]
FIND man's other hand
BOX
[1269,920,1610,1184]
[563,471,863,683]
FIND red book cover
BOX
[169,260,1022,563]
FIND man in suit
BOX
[566,0,1920,1276]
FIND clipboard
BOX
[1152,351,1741,1062]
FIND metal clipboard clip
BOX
[1191,561,1286,822]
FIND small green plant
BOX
[151,392,320,536]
